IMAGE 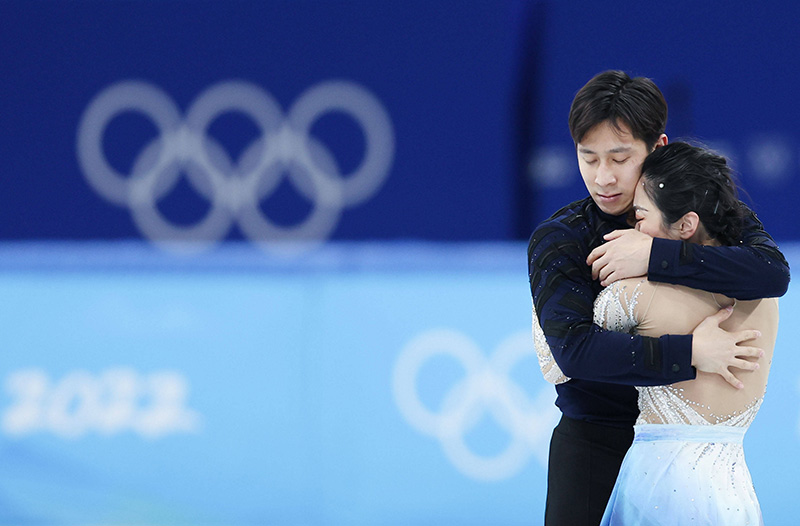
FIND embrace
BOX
[528,71,789,526]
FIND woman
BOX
[595,142,778,525]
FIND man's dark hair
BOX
[568,70,668,150]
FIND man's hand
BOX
[586,229,653,286]
[691,307,763,389]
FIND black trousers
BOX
[544,415,634,526]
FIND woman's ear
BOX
[677,211,700,240]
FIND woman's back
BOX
[594,278,778,426]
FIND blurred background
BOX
[0,0,798,524]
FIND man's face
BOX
[576,121,655,216]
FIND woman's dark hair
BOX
[569,70,668,150]
[640,142,744,246]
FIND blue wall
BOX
[2,0,799,247]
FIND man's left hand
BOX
[586,229,654,286]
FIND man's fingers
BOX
[603,229,625,241]
[586,245,606,266]
[730,358,760,372]
[734,345,764,359]
[709,306,734,324]
[598,264,612,283]
[734,329,762,345]
[600,270,616,287]
[591,257,606,280]
[721,370,744,390]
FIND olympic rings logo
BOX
[76,80,395,253]
[392,329,559,481]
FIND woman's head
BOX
[634,142,743,246]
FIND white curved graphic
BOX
[393,328,559,481]
[76,79,395,253]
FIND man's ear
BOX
[678,211,700,240]
[653,134,668,149]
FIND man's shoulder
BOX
[543,197,594,224]
[530,197,594,239]
[527,197,595,260]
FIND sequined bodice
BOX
[593,281,762,428]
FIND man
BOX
[527,70,790,526]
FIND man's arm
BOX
[528,222,695,386]
[589,206,790,299]
[648,207,790,299]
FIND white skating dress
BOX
[594,279,775,526]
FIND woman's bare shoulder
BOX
[633,281,719,335]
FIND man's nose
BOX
[595,161,616,186]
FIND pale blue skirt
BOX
[600,424,763,526]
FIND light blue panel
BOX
[0,242,795,525]
[0,271,318,523]
[308,272,558,525]
[744,245,800,526]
